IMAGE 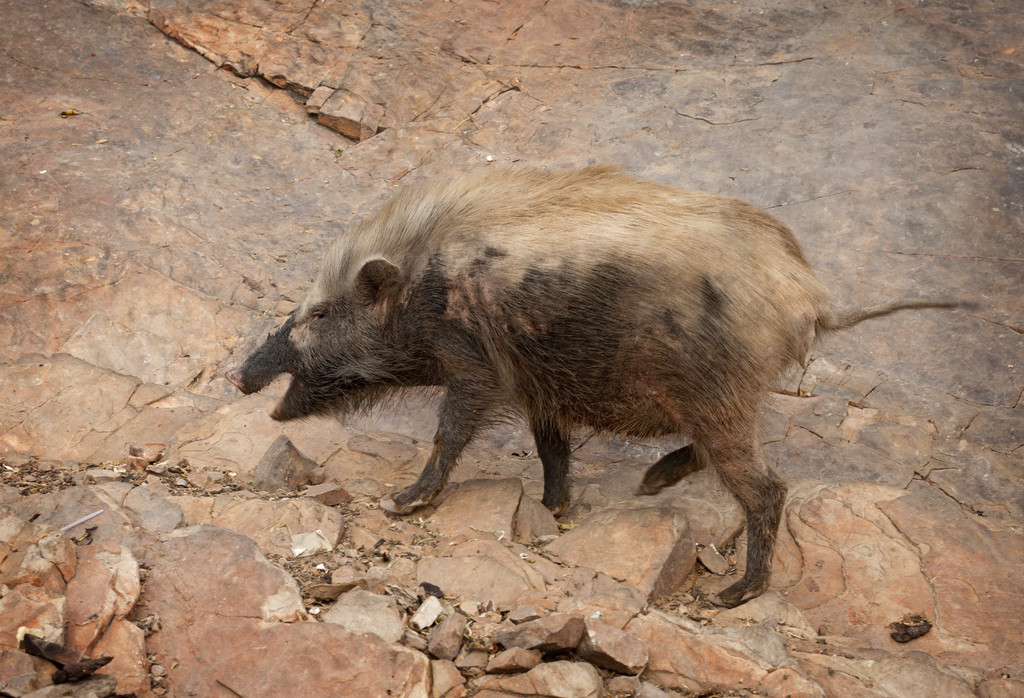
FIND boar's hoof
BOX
[708,579,766,608]
[379,489,430,515]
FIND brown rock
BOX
[765,480,1024,675]
[428,612,467,660]
[429,478,523,540]
[626,611,820,696]
[556,569,646,630]
[473,660,603,698]
[128,442,165,464]
[696,544,730,575]
[64,542,140,653]
[431,658,467,697]
[303,481,353,506]
[485,647,542,674]
[454,648,490,675]
[506,605,543,624]
[0,648,52,696]
[546,506,695,601]
[0,355,139,463]
[0,527,77,593]
[90,618,148,696]
[8,485,135,546]
[714,590,817,639]
[416,539,548,611]
[252,434,321,492]
[318,89,384,141]
[495,613,584,653]
[577,617,648,675]
[978,677,1024,698]
[513,494,560,543]
[305,85,335,115]
[877,482,1024,673]
[139,525,305,626]
[0,586,66,648]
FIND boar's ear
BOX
[354,257,401,308]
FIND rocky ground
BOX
[1,0,1022,696]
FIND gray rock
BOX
[20,674,119,698]
[577,617,648,675]
[122,485,183,531]
[252,435,321,492]
[427,612,467,660]
[322,589,406,644]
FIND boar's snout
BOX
[225,369,249,393]
[226,316,299,396]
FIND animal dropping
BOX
[226,166,963,607]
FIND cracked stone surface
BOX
[0,0,1021,694]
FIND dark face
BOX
[226,297,397,421]
[224,315,298,397]
[226,257,418,420]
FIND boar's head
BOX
[226,257,410,421]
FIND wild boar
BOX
[226,166,960,607]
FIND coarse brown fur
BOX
[227,166,964,607]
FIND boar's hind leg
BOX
[379,383,490,515]
[531,420,572,515]
[703,436,786,608]
[635,444,706,496]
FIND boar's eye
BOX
[304,304,329,323]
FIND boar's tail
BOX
[817,298,974,333]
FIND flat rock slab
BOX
[546,506,696,601]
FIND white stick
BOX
[60,509,105,532]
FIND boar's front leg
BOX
[379,383,491,515]
[531,419,572,516]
